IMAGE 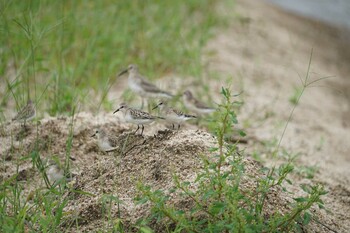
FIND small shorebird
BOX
[46,160,65,186]
[152,101,196,130]
[183,90,215,115]
[12,99,36,125]
[91,128,118,152]
[114,103,164,136]
[46,160,73,187]
[118,64,173,108]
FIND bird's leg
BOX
[172,124,175,130]
[147,100,153,113]
[141,97,145,110]
[195,117,200,126]
[22,120,27,129]
[134,125,140,134]
[23,120,29,131]
[177,124,181,130]
[140,125,144,136]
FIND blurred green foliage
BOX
[0,0,227,115]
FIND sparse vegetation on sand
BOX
[1,0,347,232]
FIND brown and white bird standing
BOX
[114,103,164,136]
[118,64,173,108]
[152,101,196,130]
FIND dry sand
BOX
[204,0,350,231]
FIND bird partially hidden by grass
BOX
[12,99,36,127]
[114,103,164,136]
[91,128,118,152]
[152,101,196,130]
[46,159,73,187]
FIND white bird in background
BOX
[183,90,216,115]
[118,64,173,108]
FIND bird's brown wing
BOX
[141,79,162,93]
[13,103,34,121]
[171,108,183,116]
[193,98,213,110]
[140,78,172,96]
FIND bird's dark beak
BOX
[152,104,160,110]
[113,108,120,114]
[91,133,96,137]
[117,69,128,77]
[152,102,163,110]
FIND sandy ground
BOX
[204,0,350,231]
[1,114,286,232]
[1,0,350,232]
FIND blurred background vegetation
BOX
[0,0,230,116]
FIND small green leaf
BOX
[209,147,219,152]
[210,202,226,214]
[203,190,216,200]
[300,184,313,193]
[229,111,238,123]
[182,181,190,186]
[239,130,246,137]
[319,189,328,195]
[139,226,154,233]
[293,197,307,203]
[317,199,324,205]
[136,197,149,205]
[221,87,228,97]
[70,189,96,197]
[175,210,185,216]
[169,188,177,193]
[303,211,312,225]
[286,179,292,185]
[154,189,164,195]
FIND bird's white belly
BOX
[166,115,183,124]
[99,141,115,152]
[128,79,145,95]
[184,102,197,114]
[48,168,64,183]
[125,114,153,125]
[184,102,214,115]
[196,108,215,114]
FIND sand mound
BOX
[0,113,334,232]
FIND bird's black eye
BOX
[96,130,98,133]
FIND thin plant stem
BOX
[275,49,313,154]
